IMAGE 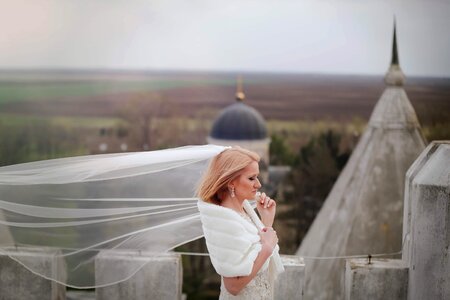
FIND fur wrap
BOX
[197,199,284,279]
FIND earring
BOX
[230,187,235,198]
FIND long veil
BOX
[0,144,227,288]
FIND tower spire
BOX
[391,18,399,66]
[384,17,405,86]
[235,75,245,102]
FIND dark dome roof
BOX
[210,102,267,140]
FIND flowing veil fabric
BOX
[0,144,227,288]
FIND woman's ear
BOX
[228,183,236,198]
[227,177,236,190]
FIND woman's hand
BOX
[259,227,278,252]
[223,227,278,296]
[256,192,276,227]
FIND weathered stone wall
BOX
[95,251,182,300]
[0,247,66,300]
[344,259,408,300]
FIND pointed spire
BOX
[391,17,399,66]
[384,17,405,86]
[235,75,245,102]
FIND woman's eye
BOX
[249,176,256,181]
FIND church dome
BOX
[210,101,267,140]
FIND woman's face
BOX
[231,161,262,201]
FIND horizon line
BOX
[0,68,448,80]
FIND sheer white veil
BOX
[0,144,227,288]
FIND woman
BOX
[197,147,282,299]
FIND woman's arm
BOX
[223,228,278,296]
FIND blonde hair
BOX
[197,147,260,204]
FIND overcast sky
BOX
[1,0,449,77]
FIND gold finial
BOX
[235,75,245,102]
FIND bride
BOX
[196,147,282,299]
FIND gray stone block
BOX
[403,141,450,300]
[0,247,66,300]
[95,250,182,300]
[274,255,305,300]
[345,258,408,300]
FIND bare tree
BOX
[117,92,168,150]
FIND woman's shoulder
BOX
[198,200,241,218]
[197,200,258,234]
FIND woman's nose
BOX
[255,178,262,188]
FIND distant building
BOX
[207,76,271,183]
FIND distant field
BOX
[0,70,449,128]
[0,77,237,105]
[0,113,120,128]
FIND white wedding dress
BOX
[218,213,273,300]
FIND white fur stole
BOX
[197,199,283,278]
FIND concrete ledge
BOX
[274,255,305,300]
[0,247,66,300]
[345,258,408,300]
[95,250,182,300]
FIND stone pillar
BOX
[0,247,66,300]
[403,141,450,300]
[95,251,182,300]
[344,258,408,300]
[274,255,305,300]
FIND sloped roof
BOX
[296,23,427,300]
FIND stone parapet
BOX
[344,258,408,300]
[95,250,182,300]
[0,247,66,300]
[274,255,305,300]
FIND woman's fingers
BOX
[259,192,266,205]
[262,227,276,234]
[260,227,279,248]
[259,193,268,208]
[264,197,275,208]
[258,193,277,209]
